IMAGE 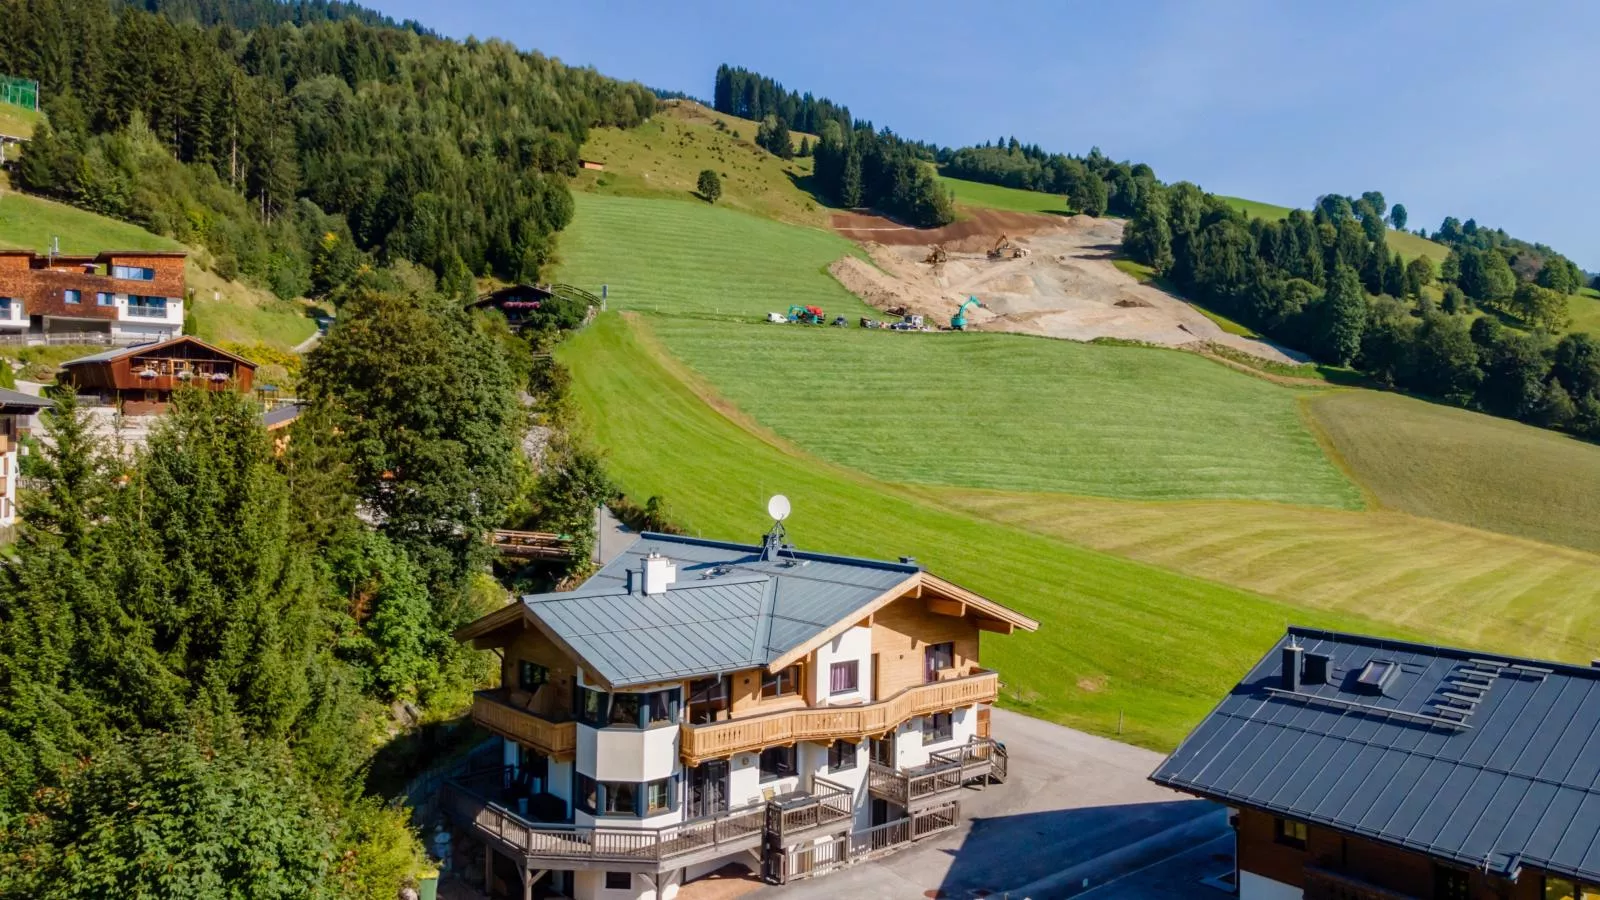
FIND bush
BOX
[696,169,722,203]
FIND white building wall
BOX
[579,723,679,783]
[894,704,978,770]
[1239,870,1303,900]
[572,869,681,900]
[547,757,573,816]
[0,448,16,528]
[809,737,869,830]
[811,625,873,703]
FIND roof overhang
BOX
[453,596,627,691]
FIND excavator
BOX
[923,244,948,265]
[951,296,983,331]
[987,235,1027,260]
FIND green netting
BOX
[0,77,39,112]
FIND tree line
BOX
[1122,185,1600,439]
[941,141,1153,217]
[712,64,851,136]
[2,0,657,298]
[811,122,954,227]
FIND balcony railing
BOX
[470,689,577,760]
[766,776,854,841]
[442,776,766,873]
[124,305,172,319]
[1303,864,1421,900]
[680,669,999,764]
[768,800,960,884]
[867,738,1007,808]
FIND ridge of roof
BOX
[635,531,922,574]
[1288,626,1600,680]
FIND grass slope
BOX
[1568,288,1600,335]
[558,313,1413,749]
[0,182,183,254]
[576,101,824,226]
[553,193,876,322]
[937,175,1071,216]
[650,317,1361,507]
[1218,194,1449,263]
[1308,391,1600,554]
[933,488,1600,665]
[0,103,41,139]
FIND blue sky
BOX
[371,0,1599,268]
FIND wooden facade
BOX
[0,250,186,331]
[1234,806,1561,900]
[60,336,257,414]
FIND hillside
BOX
[0,103,40,139]
[0,175,317,353]
[938,175,1073,216]
[574,100,824,226]
[1217,193,1449,262]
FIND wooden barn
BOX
[59,336,257,414]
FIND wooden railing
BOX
[867,738,1007,807]
[681,669,999,763]
[470,689,577,759]
[442,778,766,871]
[771,800,960,884]
[766,776,854,840]
[1304,864,1421,900]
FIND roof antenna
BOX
[760,494,790,562]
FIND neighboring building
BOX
[58,336,256,415]
[1152,627,1600,900]
[468,283,598,331]
[447,530,1037,900]
[0,388,51,527]
[0,249,186,340]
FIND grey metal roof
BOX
[261,402,305,429]
[59,342,165,365]
[1151,628,1600,884]
[0,387,52,410]
[522,532,917,687]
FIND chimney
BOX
[1281,643,1303,692]
[641,552,676,596]
[1303,652,1331,686]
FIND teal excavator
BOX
[951,296,983,331]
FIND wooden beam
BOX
[926,597,966,618]
[974,617,1014,634]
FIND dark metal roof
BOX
[521,533,918,687]
[59,336,259,369]
[0,387,52,410]
[261,402,305,429]
[1151,628,1600,884]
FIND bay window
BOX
[574,773,678,817]
[575,685,680,728]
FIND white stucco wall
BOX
[579,723,680,782]
[1239,870,1303,900]
[894,704,978,769]
[572,868,681,900]
[811,625,873,704]
[547,757,573,815]
[728,748,800,807]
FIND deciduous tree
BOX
[696,168,721,203]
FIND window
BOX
[645,777,671,814]
[869,736,894,767]
[829,660,859,695]
[922,712,953,745]
[578,685,606,727]
[1274,817,1308,849]
[63,289,80,305]
[0,297,10,313]
[828,740,857,771]
[111,265,155,280]
[604,872,632,890]
[1434,866,1470,900]
[688,676,730,724]
[762,664,802,699]
[759,745,797,782]
[576,773,598,815]
[126,296,168,318]
[95,291,113,306]
[924,642,954,682]
[518,660,548,690]
[577,686,679,728]
[609,692,641,727]
[578,775,675,817]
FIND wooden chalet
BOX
[1153,628,1600,900]
[59,336,257,414]
[468,283,599,331]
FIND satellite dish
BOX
[767,494,791,522]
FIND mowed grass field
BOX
[576,101,825,226]
[937,175,1071,216]
[0,103,41,139]
[1218,194,1449,263]
[0,177,183,253]
[650,317,1361,507]
[1569,288,1600,335]
[932,487,1600,664]
[557,312,1414,749]
[553,193,877,322]
[1308,391,1600,554]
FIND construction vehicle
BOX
[766,312,788,323]
[902,313,925,329]
[787,304,825,325]
[951,296,983,331]
[831,316,848,327]
[923,244,948,265]
[987,235,1028,260]
[860,317,880,328]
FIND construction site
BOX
[826,209,1304,363]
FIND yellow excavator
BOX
[987,235,1026,260]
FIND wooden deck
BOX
[866,738,1007,809]
[490,530,572,560]
[469,690,577,760]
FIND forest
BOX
[712,64,852,137]
[1121,186,1600,438]
[1,0,657,298]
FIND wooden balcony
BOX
[681,669,999,764]
[765,776,854,844]
[768,800,960,884]
[442,776,766,874]
[470,689,577,760]
[867,738,1007,809]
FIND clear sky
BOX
[370,0,1599,268]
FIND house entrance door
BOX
[688,760,729,818]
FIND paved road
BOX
[760,709,1227,900]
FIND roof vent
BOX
[641,552,676,595]
[1354,659,1400,696]
[1281,643,1303,692]
[899,556,916,565]
[1302,652,1331,686]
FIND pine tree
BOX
[1317,264,1368,365]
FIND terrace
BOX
[469,688,577,760]
[866,738,1007,809]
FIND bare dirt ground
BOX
[829,212,1303,363]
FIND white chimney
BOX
[641,552,676,595]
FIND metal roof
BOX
[1151,628,1600,884]
[59,336,259,369]
[261,402,305,429]
[521,533,918,687]
[0,387,52,410]
[59,341,165,365]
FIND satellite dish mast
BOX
[761,494,791,561]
